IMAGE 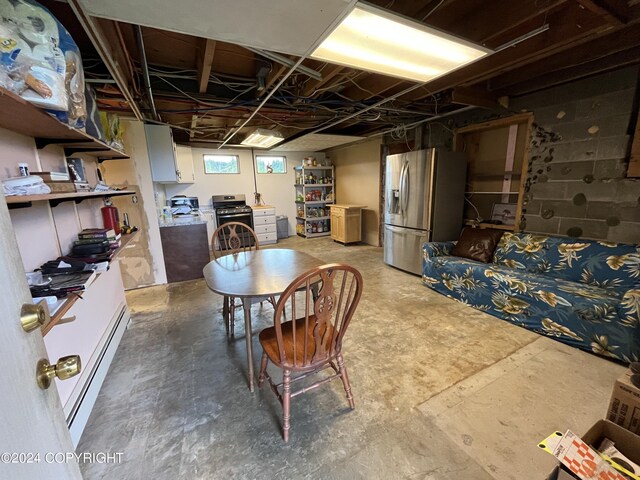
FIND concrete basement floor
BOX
[78,236,625,480]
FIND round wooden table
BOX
[203,249,324,391]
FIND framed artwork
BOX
[490,203,517,225]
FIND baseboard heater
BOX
[66,303,131,448]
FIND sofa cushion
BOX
[494,233,640,291]
[451,227,504,263]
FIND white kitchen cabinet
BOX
[175,145,195,183]
[253,206,277,245]
[146,124,194,183]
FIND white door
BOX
[0,197,82,479]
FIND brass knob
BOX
[36,356,81,390]
[21,302,49,332]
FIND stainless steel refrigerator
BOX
[383,149,467,275]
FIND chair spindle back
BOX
[212,222,259,258]
[273,263,363,369]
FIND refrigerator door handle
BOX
[401,160,410,216]
[398,161,408,217]
[385,225,430,236]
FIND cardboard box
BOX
[547,420,640,480]
[608,370,640,435]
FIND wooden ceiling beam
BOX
[189,115,198,139]
[575,0,629,26]
[338,75,406,102]
[300,65,345,97]
[196,39,216,93]
[398,2,612,103]
[67,0,143,119]
[427,0,567,45]
[490,45,640,97]
[258,56,298,94]
[450,87,500,109]
[489,22,640,93]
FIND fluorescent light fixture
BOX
[241,128,284,148]
[311,4,491,83]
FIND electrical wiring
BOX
[156,76,255,107]
[464,196,483,222]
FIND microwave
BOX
[170,196,199,214]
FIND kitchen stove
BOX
[212,194,254,248]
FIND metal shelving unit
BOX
[294,165,334,238]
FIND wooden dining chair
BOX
[211,221,276,336]
[257,263,363,442]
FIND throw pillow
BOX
[452,227,505,263]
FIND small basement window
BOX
[204,154,240,174]
[256,155,286,174]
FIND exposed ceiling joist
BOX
[189,115,198,139]
[489,22,640,93]
[340,75,406,102]
[575,0,629,26]
[197,39,217,93]
[451,87,500,109]
[258,59,293,94]
[494,45,640,96]
[399,1,614,103]
[301,65,345,97]
[67,0,143,120]
[426,0,565,45]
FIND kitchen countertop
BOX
[159,219,207,228]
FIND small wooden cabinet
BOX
[330,205,366,244]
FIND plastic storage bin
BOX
[276,215,289,239]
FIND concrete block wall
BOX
[511,66,640,244]
[418,66,640,245]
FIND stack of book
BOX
[31,171,74,193]
[71,228,121,259]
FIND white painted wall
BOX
[163,148,325,236]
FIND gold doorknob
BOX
[36,356,81,390]
[21,301,49,332]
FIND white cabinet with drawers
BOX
[252,206,277,245]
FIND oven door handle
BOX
[218,212,252,219]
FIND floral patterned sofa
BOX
[422,232,640,362]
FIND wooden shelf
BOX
[297,216,330,221]
[295,200,333,205]
[41,231,138,336]
[41,293,80,336]
[464,220,516,231]
[0,87,129,161]
[112,230,139,259]
[294,166,333,170]
[297,231,331,238]
[5,189,136,209]
[294,183,334,187]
